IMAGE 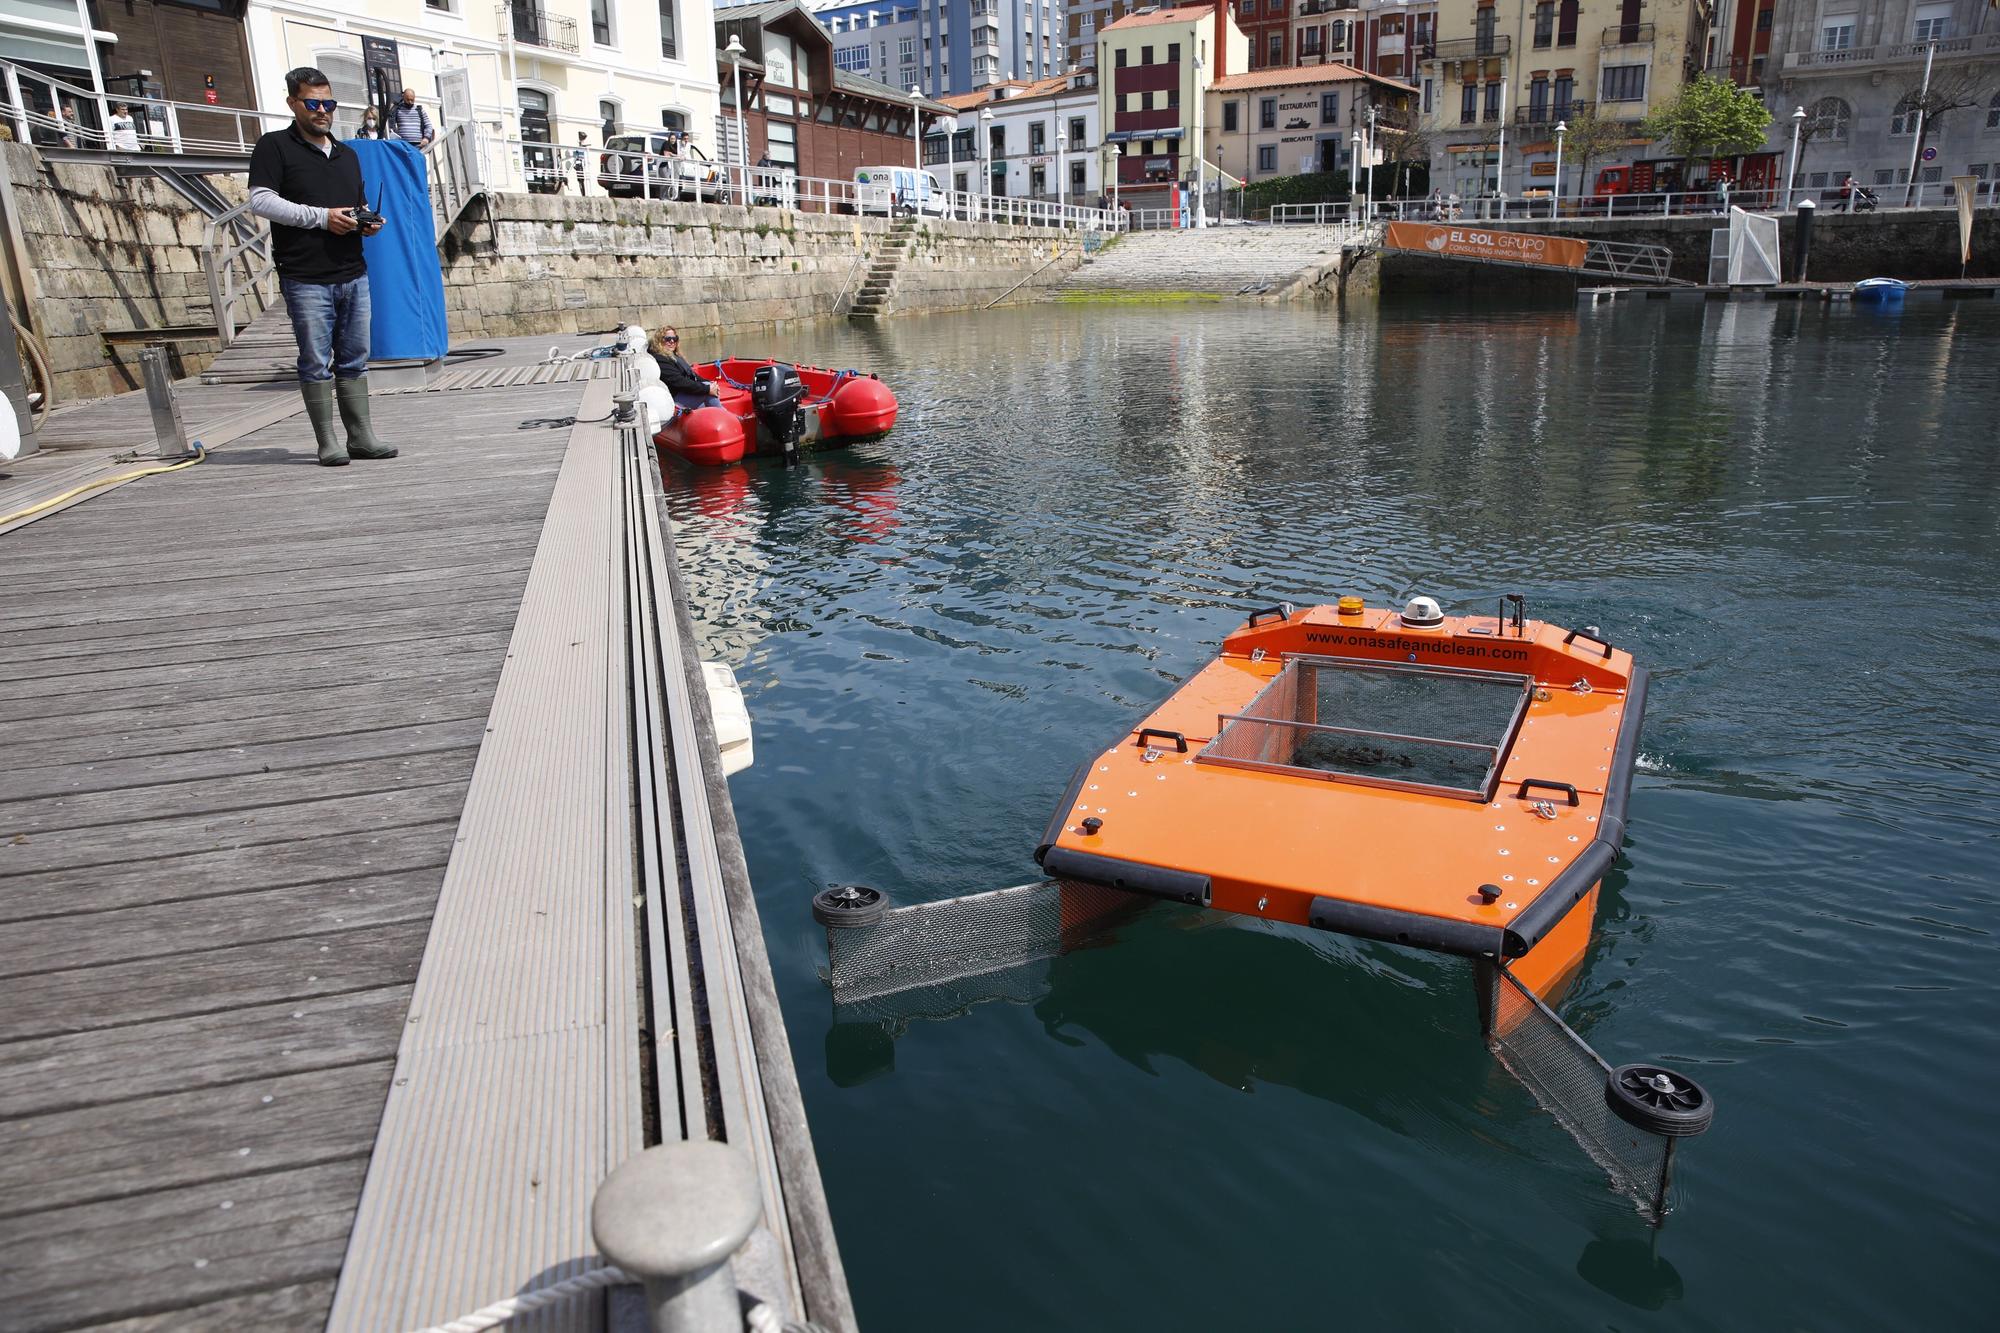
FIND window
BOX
[1484,81,1501,121]
[1069,116,1085,147]
[1268,32,1283,64]
[1116,48,1128,68]
[598,99,618,137]
[1819,13,1855,51]
[1808,171,1828,189]
[661,109,687,132]
[1302,28,1321,59]
[1809,95,1850,142]
[1912,3,1952,43]
[1989,93,2000,130]
[1874,168,1894,186]
[1331,20,1345,52]
[1921,164,1941,184]
[1257,143,1277,172]
[1422,77,1433,115]
[1475,8,1496,55]
[1601,64,1646,102]
[1142,90,1154,110]
[1223,99,1239,131]
[765,120,797,168]
[1757,7,1773,32]
[1167,87,1178,108]
[1533,2,1552,49]
[1460,83,1477,125]
[835,45,870,72]
[1031,163,1046,193]
[591,0,612,44]
[1070,159,1085,191]
[1141,45,1154,65]
[1260,97,1277,129]
[1553,74,1573,115]
[1557,0,1578,47]
[1529,75,1548,119]
[900,36,916,62]
[1889,96,1921,137]
[659,0,679,59]
[1320,91,1338,125]
[1167,42,1180,63]
[1030,121,1045,152]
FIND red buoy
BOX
[656,405,748,467]
[823,375,899,442]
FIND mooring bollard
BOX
[592,1142,763,1333]
[1792,199,1816,284]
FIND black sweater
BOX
[653,352,709,396]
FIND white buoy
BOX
[0,395,20,462]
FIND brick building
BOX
[717,0,954,180]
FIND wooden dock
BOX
[0,343,849,1331]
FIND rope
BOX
[405,1264,631,1333]
[0,444,206,528]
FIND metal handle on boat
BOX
[1562,628,1614,659]
[1515,778,1580,806]
[1246,605,1292,627]
[1135,728,1189,753]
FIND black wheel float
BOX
[1604,1063,1715,1138]
[811,883,889,929]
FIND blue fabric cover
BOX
[348,138,449,361]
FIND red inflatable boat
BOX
[653,358,899,467]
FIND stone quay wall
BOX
[1,143,244,404]
[440,191,1088,341]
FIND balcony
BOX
[1433,35,1511,61]
[501,4,578,55]
[1784,30,2000,72]
[1515,99,1592,127]
[1602,23,1653,47]
[1298,0,1356,14]
[1377,33,1404,56]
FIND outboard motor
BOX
[751,362,807,465]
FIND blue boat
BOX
[1852,277,1910,303]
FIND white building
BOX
[242,0,722,182]
[933,67,1102,201]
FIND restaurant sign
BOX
[1382,222,1588,270]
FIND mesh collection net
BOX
[824,881,1146,1018]
[1202,657,1529,798]
[1488,963,1674,1222]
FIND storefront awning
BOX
[1105,127,1184,144]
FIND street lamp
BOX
[980,105,994,221]
[1553,119,1567,220]
[909,83,922,193]
[1056,128,1067,216]
[723,33,747,206]
[1786,104,1806,211]
[1191,53,1206,229]
[1365,103,1377,220]
[940,115,957,220]
[1351,129,1362,218]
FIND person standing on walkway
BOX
[247,66,397,467]
[107,103,140,151]
[574,133,590,194]
[388,87,433,150]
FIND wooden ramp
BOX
[199,304,299,385]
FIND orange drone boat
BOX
[1035,595,1639,1000]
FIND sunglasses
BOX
[299,97,337,113]
[663,335,679,343]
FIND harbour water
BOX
[665,296,2000,1330]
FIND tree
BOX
[1381,125,1434,201]
[1557,109,1635,201]
[1892,68,1995,204]
[1640,75,1772,190]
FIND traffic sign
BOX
[1922,146,1938,162]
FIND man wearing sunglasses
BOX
[247,66,397,466]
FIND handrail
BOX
[983,237,1081,308]
[830,246,869,316]
[201,197,277,347]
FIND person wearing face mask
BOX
[357,106,382,140]
[247,67,398,466]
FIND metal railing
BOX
[503,131,1127,229]
[1434,35,1511,60]
[1515,100,1594,126]
[0,57,287,156]
[201,198,276,348]
[1784,31,2000,71]
[501,3,580,55]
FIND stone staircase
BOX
[848,217,919,319]
[1062,223,1370,297]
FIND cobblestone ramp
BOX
[1062,225,1354,296]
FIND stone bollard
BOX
[592,1142,763,1333]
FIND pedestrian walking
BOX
[574,132,590,194]
[357,106,383,140]
[247,66,398,467]
[387,87,433,150]
[107,103,140,151]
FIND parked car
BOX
[598,134,722,201]
[848,165,949,216]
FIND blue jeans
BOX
[672,390,722,411]
[281,275,370,382]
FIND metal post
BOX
[1791,197,1815,283]
[1786,105,1805,211]
[1495,74,1507,211]
[1903,40,1935,208]
[1192,54,1206,229]
[140,346,188,456]
[592,1143,763,1333]
[3,64,26,143]
[1553,120,1566,219]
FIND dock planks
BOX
[0,373,583,1331]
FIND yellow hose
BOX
[0,444,207,528]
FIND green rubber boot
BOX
[302,379,346,466]
[335,376,398,460]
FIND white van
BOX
[851,166,948,217]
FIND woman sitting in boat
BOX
[649,326,721,411]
